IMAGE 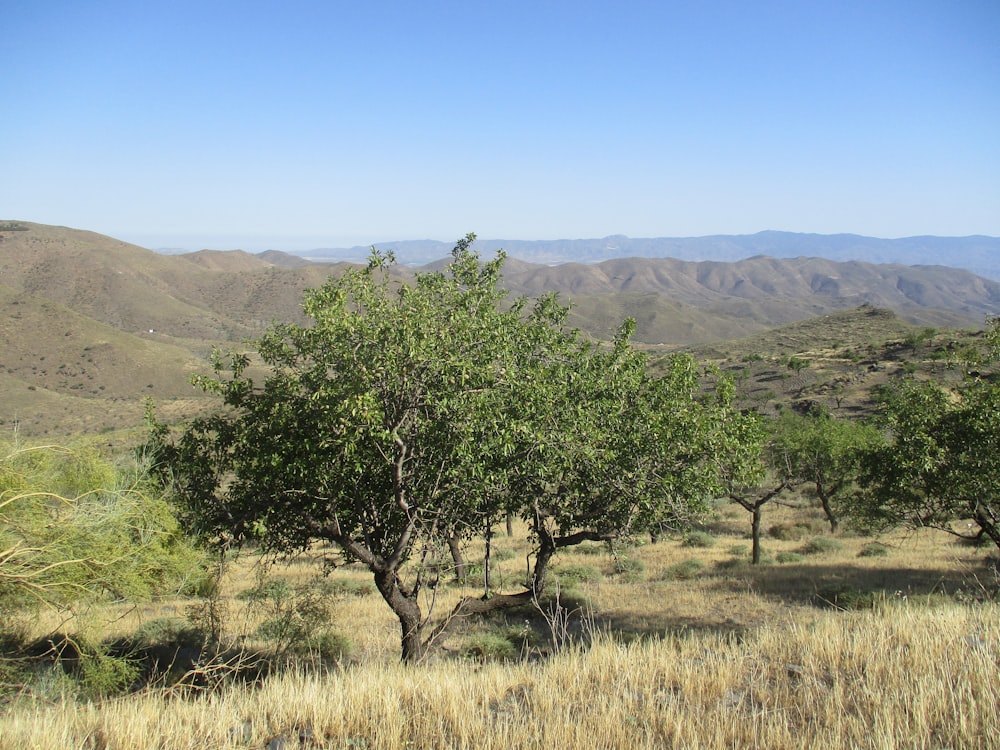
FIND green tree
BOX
[855,317,1000,549]
[153,238,757,661]
[770,410,884,532]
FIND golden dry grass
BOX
[3,501,999,749]
[2,604,996,749]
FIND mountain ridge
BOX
[2,221,999,436]
[295,230,1000,280]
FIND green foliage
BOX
[246,575,348,661]
[151,238,763,661]
[682,531,716,548]
[800,537,844,555]
[0,442,205,622]
[611,555,646,582]
[775,551,803,564]
[79,646,141,698]
[314,577,375,598]
[661,558,706,580]
[858,542,890,558]
[768,522,813,541]
[769,410,883,531]
[553,564,603,587]
[855,316,1000,550]
[811,584,879,610]
[461,631,519,662]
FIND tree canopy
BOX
[153,237,761,661]
[855,317,1000,550]
[769,409,883,532]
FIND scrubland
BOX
[2,502,997,749]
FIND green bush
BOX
[612,556,646,582]
[0,443,206,618]
[80,646,140,698]
[315,577,375,598]
[661,558,706,580]
[553,564,603,587]
[237,578,292,602]
[461,631,518,662]
[858,542,890,558]
[682,531,716,548]
[801,537,844,555]
[132,617,204,649]
[768,522,812,541]
[775,551,803,564]
[812,584,879,610]
[301,630,352,663]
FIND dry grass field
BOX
[2,500,997,749]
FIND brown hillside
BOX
[2,221,998,437]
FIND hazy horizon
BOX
[3,2,998,250]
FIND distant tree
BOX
[854,317,1000,549]
[770,410,884,532]
[152,237,759,661]
[712,406,779,564]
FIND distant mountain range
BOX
[295,231,1000,281]
[1,220,999,436]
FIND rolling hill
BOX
[2,221,998,436]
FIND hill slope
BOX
[1,221,998,436]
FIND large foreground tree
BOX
[153,237,758,661]
[855,317,1000,550]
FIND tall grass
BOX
[1,603,996,749]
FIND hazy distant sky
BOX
[2,1,998,251]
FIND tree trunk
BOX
[751,503,762,564]
[818,491,839,533]
[373,568,426,663]
[506,511,514,537]
[446,534,467,583]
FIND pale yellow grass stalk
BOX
[2,603,996,750]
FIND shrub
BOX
[301,630,352,663]
[612,556,646,582]
[574,542,610,556]
[79,646,141,698]
[662,558,706,580]
[315,577,375,598]
[554,564,603,587]
[461,631,518,662]
[683,531,716,548]
[812,584,879,610]
[132,617,204,650]
[801,537,844,555]
[858,542,890,558]
[775,551,804,564]
[768,522,812,541]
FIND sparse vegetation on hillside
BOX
[1,223,998,748]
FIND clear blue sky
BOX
[2,1,998,250]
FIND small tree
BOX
[770,410,883,532]
[154,237,758,661]
[854,317,1000,549]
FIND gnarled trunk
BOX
[373,567,426,663]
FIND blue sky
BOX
[2,1,998,251]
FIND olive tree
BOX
[154,237,758,661]
[855,317,1000,549]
